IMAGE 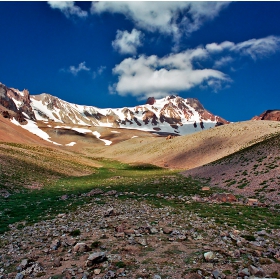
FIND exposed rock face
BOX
[252,110,280,121]
[0,83,35,123]
[146,97,156,105]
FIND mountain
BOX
[0,82,229,145]
[252,109,280,121]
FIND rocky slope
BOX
[252,110,280,121]
[1,195,280,279]
[0,82,228,141]
[182,132,280,205]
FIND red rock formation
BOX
[252,110,280,121]
[146,97,156,105]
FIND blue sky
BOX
[0,1,280,122]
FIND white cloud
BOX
[111,49,230,100]
[93,65,106,79]
[112,29,143,55]
[91,2,230,42]
[68,62,90,76]
[48,1,88,18]
[214,56,234,68]
[206,36,280,60]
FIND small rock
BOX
[15,273,24,279]
[104,207,116,217]
[257,230,267,236]
[137,238,147,246]
[202,187,210,191]
[105,270,116,279]
[204,251,215,262]
[51,239,61,250]
[154,274,161,279]
[86,252,107,266]
[20,259,29,270]
[94,269,101,275]
[116,268,125,275]
[53,258,62,267]
[212,270,221,279]
[114,232,125,238]
[162,227,173,234]
[238,268,250,278]
[178,235,187,241]
[248,265,265,277]
[74,243,89,253]
[60,195,68,200]
[149,227,158,234]
[82,272,89,279]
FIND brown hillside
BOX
[94,120,280,170]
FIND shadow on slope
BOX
[182,132,280,205]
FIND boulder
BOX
[86,252,107,267]
[74,243,90,253]
[204,251,215,262]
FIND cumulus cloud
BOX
[111,35,280,99]
[48,1,88,18]
[206,36,280,60]
[112,29,143,55]
[91,1,229,42]
[111,49,230,100]
[67,62,90,76]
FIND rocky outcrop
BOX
[0,83,35,123]
[252,110,280,121]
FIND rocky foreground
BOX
[0,194,280,279]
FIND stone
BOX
[15,273,24,279]
[248,265,265,277]
[20,259,29,269]
[86,252,107,266]
[137,238,147,246]
[238,268,250,277]
[51,239,61,250]
[60,195,68,200]
[94,269,101,275]
[212,270,221,279]
[202,187,210,191]
[114,232,125,238]
[162,227,173,234]
[104,207,116,217]
[149,227,158,234]
[178,235,187,241]
[204,251,215,262]
[74,243,89,253]
[82,272,89,279]
[124,229,135,235]
[105,270,116,279]
[154,274,161,279]
[53,258,62,267]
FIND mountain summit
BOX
[0,82,228,140]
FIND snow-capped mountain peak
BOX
[0,82,229,138]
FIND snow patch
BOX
[66,142,76,146]
[92,131,112,146]
[10,118,62,145]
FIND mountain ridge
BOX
[0,82,229,140]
